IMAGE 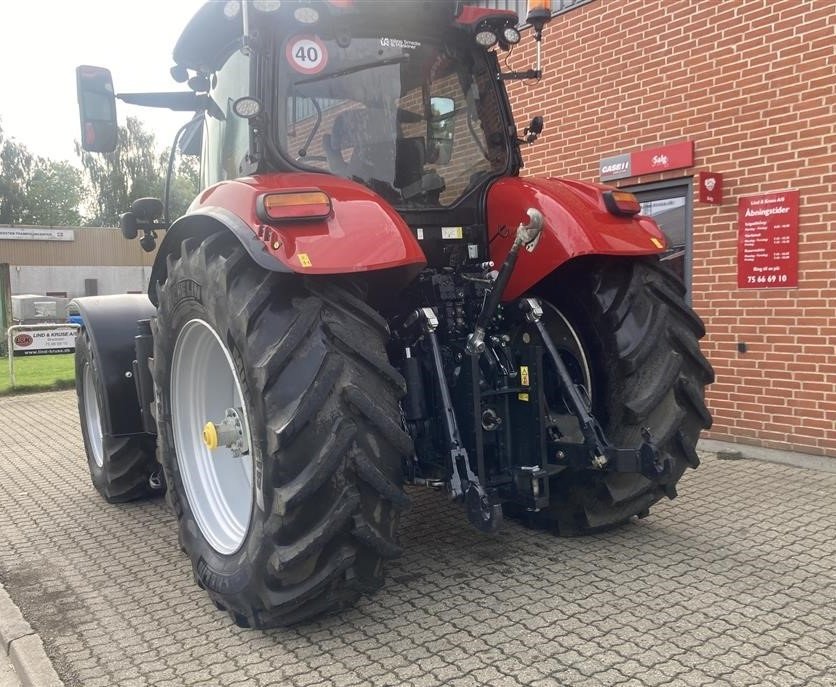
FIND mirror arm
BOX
[498,69,542,81]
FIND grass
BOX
[0,353,76,396]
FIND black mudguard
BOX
[73,294,156,436]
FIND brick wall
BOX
[503,0,836,456]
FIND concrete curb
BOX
[0,584,63,687]
[699,438,836,474]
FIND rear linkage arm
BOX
[402,210,669,534]
[401,308,503,533]
[517,298,671,483]
[470,209,671,484]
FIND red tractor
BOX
[74,0,713,628]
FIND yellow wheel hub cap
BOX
[202,422,218,450]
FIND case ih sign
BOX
[737,190,800,289]
[600,141,694,181]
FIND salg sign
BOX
[737,190,800,289]
[600,141,694,181]
[12,327,77,356]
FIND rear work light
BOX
[257,190,332,223]
[603,190,642,216]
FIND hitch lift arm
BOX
[403,308,503,532]
[518,297,672,484]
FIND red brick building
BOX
[497,0,835,456]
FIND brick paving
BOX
[0,390,834,686]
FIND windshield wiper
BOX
[294,56,408,86]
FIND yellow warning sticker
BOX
[650,237,664,249]
[298,253,312,267]
[441,226,463,240]
[520,365,529,386]
[518,393,529,402]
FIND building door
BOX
[629,179,693,299]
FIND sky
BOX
[0,0,206,164]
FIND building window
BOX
[629,179,694,301]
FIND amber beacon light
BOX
[526,0,553,30]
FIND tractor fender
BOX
[149,173,427,304]
[72,294,156,436]
[147,206,290,305]
[486,177,668,301]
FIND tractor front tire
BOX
[75,331,158,503]
[524,256,714,535]
[152,233,411,628]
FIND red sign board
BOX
[699,171,723,204]
[630,140,694,177]
[737,190,799,289]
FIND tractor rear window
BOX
[277,35,508,208]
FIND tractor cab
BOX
[169,0,545,206]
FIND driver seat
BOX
[323,108,396,184]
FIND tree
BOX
[0,122,35,225]
[159,148,200,220]
[0,120,85,226]
[77,116,164,226]
[78,116,200,225]
[20,161,85,227]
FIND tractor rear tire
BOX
[152,232,411,628]
[75,331,158,503]
[521,256,714,535]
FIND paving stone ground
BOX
[0,656,20,687]
[0,390,834,687]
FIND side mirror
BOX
[130,197,163,222]
[528,116,544,136]
[520,115,544,145]
[428,96,455,165]
[76,66,118,153]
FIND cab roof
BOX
[171,1,509,74]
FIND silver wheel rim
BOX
[543,303,592,398]
[171,319,254,555]
[82,363,105,468]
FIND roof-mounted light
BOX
[223,0,241,19]
[502,25,521,45]
[253,0,282,11]
[293,6,319,23]
[475,28,499,48]
[232,96,263,119]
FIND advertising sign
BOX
[600,141,694,182]
[12,327,77,356]
[0,227,74,241]
[737,190,799,289]
[630,140,694,177]
[599,153,631,181]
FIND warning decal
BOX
[286,35,327,75]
